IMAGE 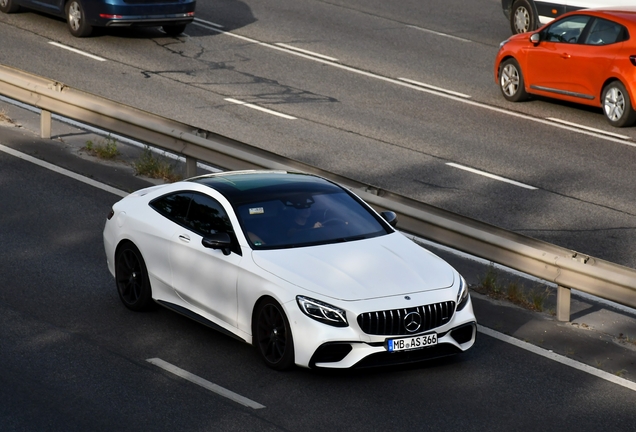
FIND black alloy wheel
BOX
[115,243,154,311]
[254,299,295,370]
[510,0,536,34]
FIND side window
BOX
[584,18,625,46]
[186,193,233,237]
[150,192,192,226]
[544,15,590,43]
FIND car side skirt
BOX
[156,300,247,343]
[529,85,595,101]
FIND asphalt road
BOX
[1,0,636,269]
[1,112,636,431]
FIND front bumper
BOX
[286,293,477,369]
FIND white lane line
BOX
[478,325,636,392]
[0,143,127,197]
[48,42,107,62]
[193,17,224,28]
[398,78,470,99]
[274,43,339,62]
[147,358,265,409]
[193,22,636,149]
[446,162,538,190]
[225,98,297,120]
[405,25,472,42]
[546,118,631,140]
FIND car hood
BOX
[251,233,455,301]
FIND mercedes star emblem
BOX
[404,311,422,333]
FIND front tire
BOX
[66,0,93,37]
[602,81,636,128]
[0,0,20,13]
[162,24,187,37]
[499,58,529,102]
[115,243,154,311]
[510,0,536,34]
[254,298,295,370]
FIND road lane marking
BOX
[225,98,297,119]
[146,358,265,409]
[546,118,631,140]
[446,162,538,190]
[193,22,636,148]
[398,78,470,98]
[405,25,472,42]
[274,43,339,62]
[478,325,636,392]
[0,143,127,197]
[48,42,107,62]
[193,17,224,28]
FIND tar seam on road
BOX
[147,358,266,409]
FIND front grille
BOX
[357,301,455,336]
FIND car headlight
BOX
[296,296,348,327]
[456,275,470,311]
[499,39,509,49]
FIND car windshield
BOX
[191,172,391,249]
[236,190,389,249]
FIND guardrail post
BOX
[556,285,571,322]
[185,156,197,178]
[40,109,51,139]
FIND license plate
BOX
[387,333,437,352]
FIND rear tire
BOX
[162,24,187,37]
[66,0,93,37]
[0,0,20,13]
[499,58,529,102]
[115,243,154,311]
[602,81,636,128]
[510,0,536,34]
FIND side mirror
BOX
[202,232,232,256]
[530,33,540,45]
[380,211,398,227]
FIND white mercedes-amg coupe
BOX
[103,170,476,370]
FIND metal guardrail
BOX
[1,63,635,320]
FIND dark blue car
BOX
[0,0,196,37]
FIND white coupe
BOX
[103,170,477,370]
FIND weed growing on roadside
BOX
[479,265,502,295]
[0,109,13,124]
[476,265,551,312]
[618,333,636,347]
[134,146,181,182]
[84,136,120,159]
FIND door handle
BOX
[561,53,571,59]
[178,234,191,242]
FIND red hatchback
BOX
[495,7,636,127]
